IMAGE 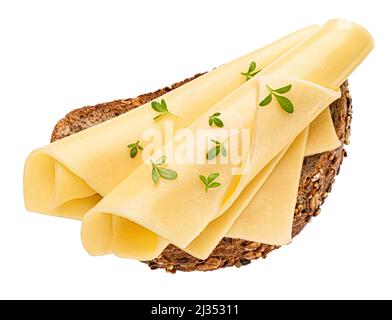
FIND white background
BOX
[0,0,391,300]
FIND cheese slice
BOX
[226,128,308,244]
[24,25,321,220]
[262,20,374,90]
[306,108,341,155]
[186,129,308,259]
[49,162,96,210]
[184,146,289,258]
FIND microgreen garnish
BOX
[199,173,221,192]
[151,99,177,120]
[127,140,144,158]
[259,84,294,113]
[206,139,228,160]
[208,112,224,128]
[241,61,261,81]
[150,155,178,183]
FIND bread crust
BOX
[51,75,352,273]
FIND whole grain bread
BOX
[51,74,352,273]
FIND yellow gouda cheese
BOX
[306,108,341,155]
[226,129,308,245]
[24,25,320,220]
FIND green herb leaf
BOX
[273,84,292,94]
[151,99,176,120]
[150,156,177,183]
[207,172,220,183]
[151,101,165,112]
[241,61,261,81]
[160,99,168,112]
[259,84,294,113]
[213,118,224,128]
[259,93,272,107]
[220,145,227,157]
[208,112,224,128]
[152,167,159,184]
[130,146,137,158]
[206,139,229,160]
[199,172,221,192]
[207,146,220,160]
[199,175,207,185]
[127,140,143,158]
[275,95,294,113]
[157,167,178,180]
[248,61,256,73]
[208,182,221,189]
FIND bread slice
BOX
[51,74,352,272]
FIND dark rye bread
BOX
[51,74,352,273]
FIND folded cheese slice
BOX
[80,19,373,261]
[185,129,308,258]
[182,20,374,259]
[305,108,341,156]
[25,25,323,220]
[183,79,339,259]
[226,128,309,244]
